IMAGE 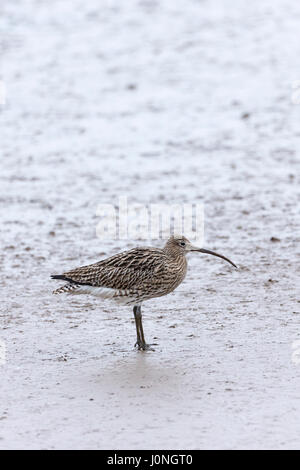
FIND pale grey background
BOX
[1,0,300,449]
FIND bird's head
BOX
[165,235,237,268]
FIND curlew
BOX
[51,236,237,351]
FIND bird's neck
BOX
[164,246,187,263]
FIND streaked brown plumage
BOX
[51,235,237,350]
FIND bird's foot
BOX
[134,340,156,351]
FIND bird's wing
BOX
[53,247,166,290]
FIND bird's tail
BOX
[51,275,79,295]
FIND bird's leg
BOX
[133,306,154,351]
[133,305,142,346]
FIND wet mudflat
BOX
[0,0,300,449]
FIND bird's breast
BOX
[151,255,187,297]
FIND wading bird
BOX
[51,236,237,351]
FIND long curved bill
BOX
[191,246,237,268]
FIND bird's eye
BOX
[180,241,186,247]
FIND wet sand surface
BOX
[1,0,300,449]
